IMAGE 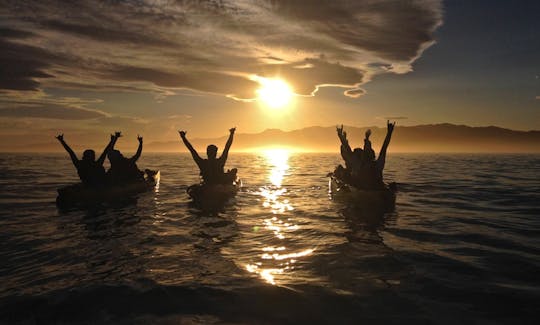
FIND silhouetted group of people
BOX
[56,132,144,188]
[333,120,395,190]
[57,121,395,191]
[179,128,238,186]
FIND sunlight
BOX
[262,148,290,187]
[261,249,314,261]
[245,264,283,285]
[243,148,315,287]
[255,77,293,109]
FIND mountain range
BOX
[147,124,540,153]
[5,124,540,153]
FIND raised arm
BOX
[130,135,143,162]
[179,131,203,167]
[56,134,78,167]
[363,129,372,152]
[219,127,235,163]
[377,121,395,171]
[337,125,352,160]
[97,131,120,165]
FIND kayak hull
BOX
[187,179,241,206]
[328,176,396,212]
[56,170,160,208]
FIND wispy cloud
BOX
[0,91,108,119]
[0,0,442,102]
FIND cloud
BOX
[344,88,366,98]
[91,115,148,127]
[0,104,107,120]
[253,58,366,96]
[42,19,176,47]
[266,0,442,61]
[0,27,34,39]
[0,92,108,120]
[0,38,55,91]
[104,65,260,99]
[0,0,442,100]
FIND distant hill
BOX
[147,124,540,153]
[3,124,539,153]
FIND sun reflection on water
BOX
[245,149,315,285]
[264,149,290,187]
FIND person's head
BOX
[206,145,218,159]
[107,149,123,163]
[353,148,363,158]
[82,149,95,162]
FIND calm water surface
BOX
[0,152,539,324]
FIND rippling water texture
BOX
[1,153,539,323]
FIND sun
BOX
[256,78,293,109]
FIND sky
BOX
[0,0,539,151]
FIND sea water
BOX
[0,152,539,323]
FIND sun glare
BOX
[255,78,293,109]
[262,148,290,187]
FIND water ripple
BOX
[0,153,539,323]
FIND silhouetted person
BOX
[334,121,395,189]
[362,129,376,164]
[106,135,144,184]
[377,121,395,172]
[56,132,119,187]
[179,128,237,185]
[356,121,395,189]
[336,125,363,181]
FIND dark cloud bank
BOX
[0,0,442,118]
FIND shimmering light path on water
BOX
[0,153,539,323]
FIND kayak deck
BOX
[56,170,160,208]
[187,179,241,206]
[328,175,396,212]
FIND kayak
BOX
[56,169,160,208]
[328,174,396,212]
[187,179,241,206]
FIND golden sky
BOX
[0,1,538,151]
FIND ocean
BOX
[0,152,539,324]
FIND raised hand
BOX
[178,130,186,138]
[137,134,143,143]
[337,125,348,142]
[55,133,64,141]
[365,129,371,139]
[387,120,395,132]
[229,127,236,134]
[336,124,343,136]
[114,131,122,138]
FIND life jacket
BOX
[76,160,106,187]
[199,158,226,185]
[107,157,143,184]
[352,161,385,190]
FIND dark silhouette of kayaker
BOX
[357,121,395,189]
[335,125,363,182]
[179,128,237,185]
[374,120,395,177]
[334,121,395,189]
[362,129,376,163]
[56,132,120,187]
[107,135,144,184]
